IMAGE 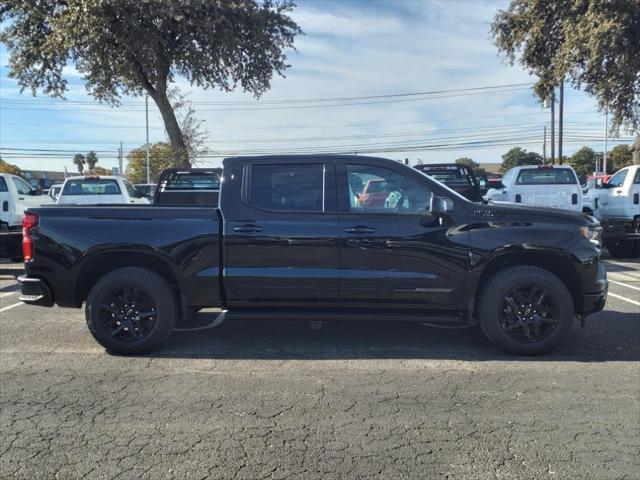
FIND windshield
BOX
[516,168,577,185]
[61,179,121,196]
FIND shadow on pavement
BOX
[145,309,640,362]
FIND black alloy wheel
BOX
[499,284,559,343]
[99,285,157,342]
[86,267,177,354]
[478,265,574,355]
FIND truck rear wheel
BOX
[607,240,638,259]
[478,266,574,355]
[86,267,177,354]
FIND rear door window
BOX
[247,164,325,212]
[516,168,577,185]
[62,179,122,196]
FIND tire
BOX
[633,241,640,258]
[86,267,177,354]
[478,266,574,355]
[607,240,636,259]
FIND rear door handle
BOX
[344,225,375,234]
[233,224,263,233]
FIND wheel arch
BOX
[76,249,184,310]
[471,249,584,316]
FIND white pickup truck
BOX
[583,165,640,258]
[484,165,583,212]
[0,173,54,260]
[57,176,151,205]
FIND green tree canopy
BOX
[608,144,633,172]
[568,147,597,178]
[0,158,23,177]
[73,153,85,174]
[499,147,543,174]
[1,1,301,168]
[125,142,174,184]
[492,0,640,133]
[85,151,98,171]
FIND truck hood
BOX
[479,200,597,227]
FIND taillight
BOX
[22,212,39,261]
[572,193,578,205]
[515,194,522,203]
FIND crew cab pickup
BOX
[19,155,607,356]
[583,165,640,258]
[485,165,583,212]
[58,176,150,205]
[414,164,483,201]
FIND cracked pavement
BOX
[1,260,639,479]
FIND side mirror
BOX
[431,195,454,215]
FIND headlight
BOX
[580,226,602,246]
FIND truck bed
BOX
[24,205,222,309]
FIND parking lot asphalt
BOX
[1,258,639,480]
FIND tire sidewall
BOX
[86,268,175,354]
[479,267,574,355]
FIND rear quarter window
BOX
[62,179,122,195]
[164,173,220,190]
[516,169,577,185]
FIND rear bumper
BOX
[17,276,54,307]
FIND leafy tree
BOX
[1,1,301,168]
[492,0,640,132]
[499,147,543,174]
[455,157,488,177]
[89,166,111,176]
[125,142,174,184]
[568,147,597,178]
[85,151,98,171]
[608,144,633,172]
[73,153,85,174]
[0,158,23,176]
[168,88,208,164]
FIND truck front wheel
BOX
[86,267,177,354]
[478,266,574,355]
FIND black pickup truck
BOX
[18,155,607,355]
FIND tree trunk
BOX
[153,90,190,169]
[633,135,640,165]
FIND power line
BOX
[1,82,534,107]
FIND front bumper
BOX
[17,276,54,307]
[581,263,608,316]
[600,217,640,243]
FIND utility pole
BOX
[603,108,608,174]
[118,141,123,176]
[543,125,547,163]
[550,90,555,164]
[558,80,564,164]
[145,94,151,184]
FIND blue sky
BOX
[0,0,634,172]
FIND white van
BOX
[485,165,582,212]
[57,176,151,205]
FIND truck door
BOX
[337,161,470,310]
[222,159,340,306]
[0,177,12,226]
[602,168,629,217]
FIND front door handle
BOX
[344,225,375,234]
[18,197,24,201]
[233,224,263,233]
